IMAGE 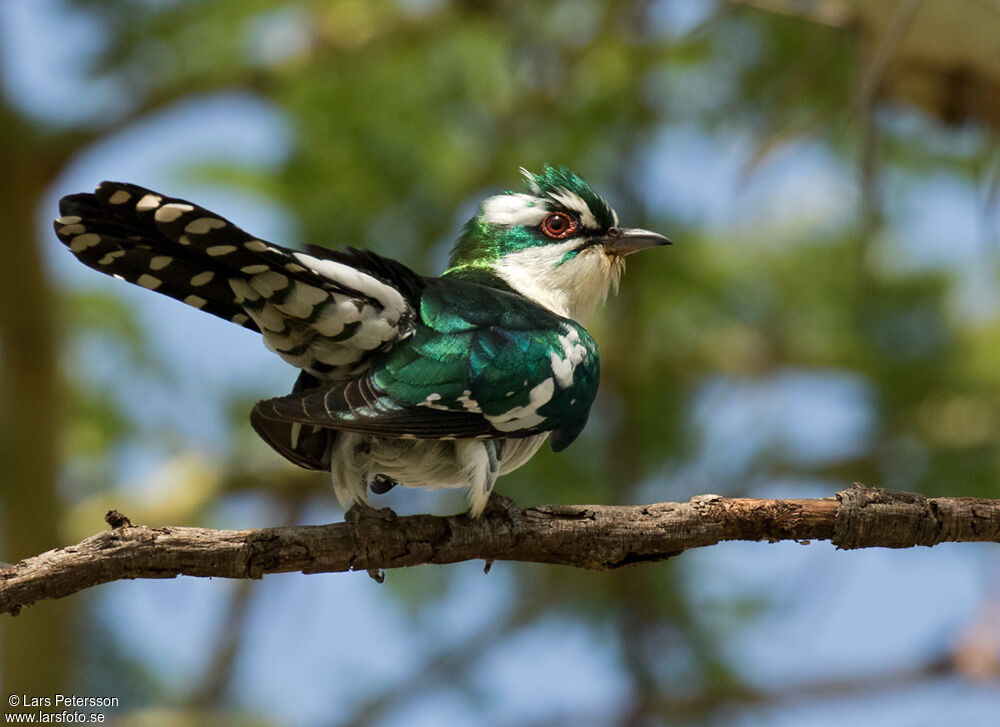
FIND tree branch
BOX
[2,485,999,616]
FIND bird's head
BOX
[446,166,670,321]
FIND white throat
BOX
[492,242,623,322]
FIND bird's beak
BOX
[602,227,672,256]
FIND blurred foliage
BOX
[4,0,1000,723]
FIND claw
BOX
[481,492,523,526]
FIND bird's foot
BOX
[343,501,397,584]
[481,492,524,526]
[343,500,397,525]
[480,493,523,575]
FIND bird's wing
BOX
[252,278,600,452]
[249,371,336,471]
[55,182,425,380]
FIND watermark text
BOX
[4,695,118,723]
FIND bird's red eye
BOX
[541,212,576,240]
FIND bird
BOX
[54,166,670,516]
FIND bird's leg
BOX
[331,433,373,510]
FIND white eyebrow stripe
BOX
[548,189,599,229]
[480,193,548,227]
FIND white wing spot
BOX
[240,264,270,275]
[108,189,131,205]
[154,203,194,223]
[418,392,451,411]
[206,245,237,257]
[487,378,554,432]
[136,194,161,211]
[69,233,101,252]
[231,313,249,325]
[98,250,125,265]
[307,343,365,366]
[183,294,207,308]
[250,270,290,297]
[457,391,482,413]
[56,216,81,225]
[274,282,329,319]
[150,255,172,271]
[230,279,261,303]
[310,298,358,337]
[190,271,214,286]
[550,326,588,389]
[337,316,396,349]
[254,304,286,332]
[244,240,268,252]
[137,274,161,290]
[293,252,408,320]
[58,223,85,235]
[185,217,226,235]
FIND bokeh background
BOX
[3,0,1000,724]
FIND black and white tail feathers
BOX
[57,184,262,332]
[55,181,425,381]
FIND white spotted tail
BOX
[55,182,417,381]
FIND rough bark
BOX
[2,485,999,616]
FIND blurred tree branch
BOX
[2,485,999,616]
[733,0,1000,127]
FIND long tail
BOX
[55,182,265,332]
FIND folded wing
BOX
[252,279,600,453]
